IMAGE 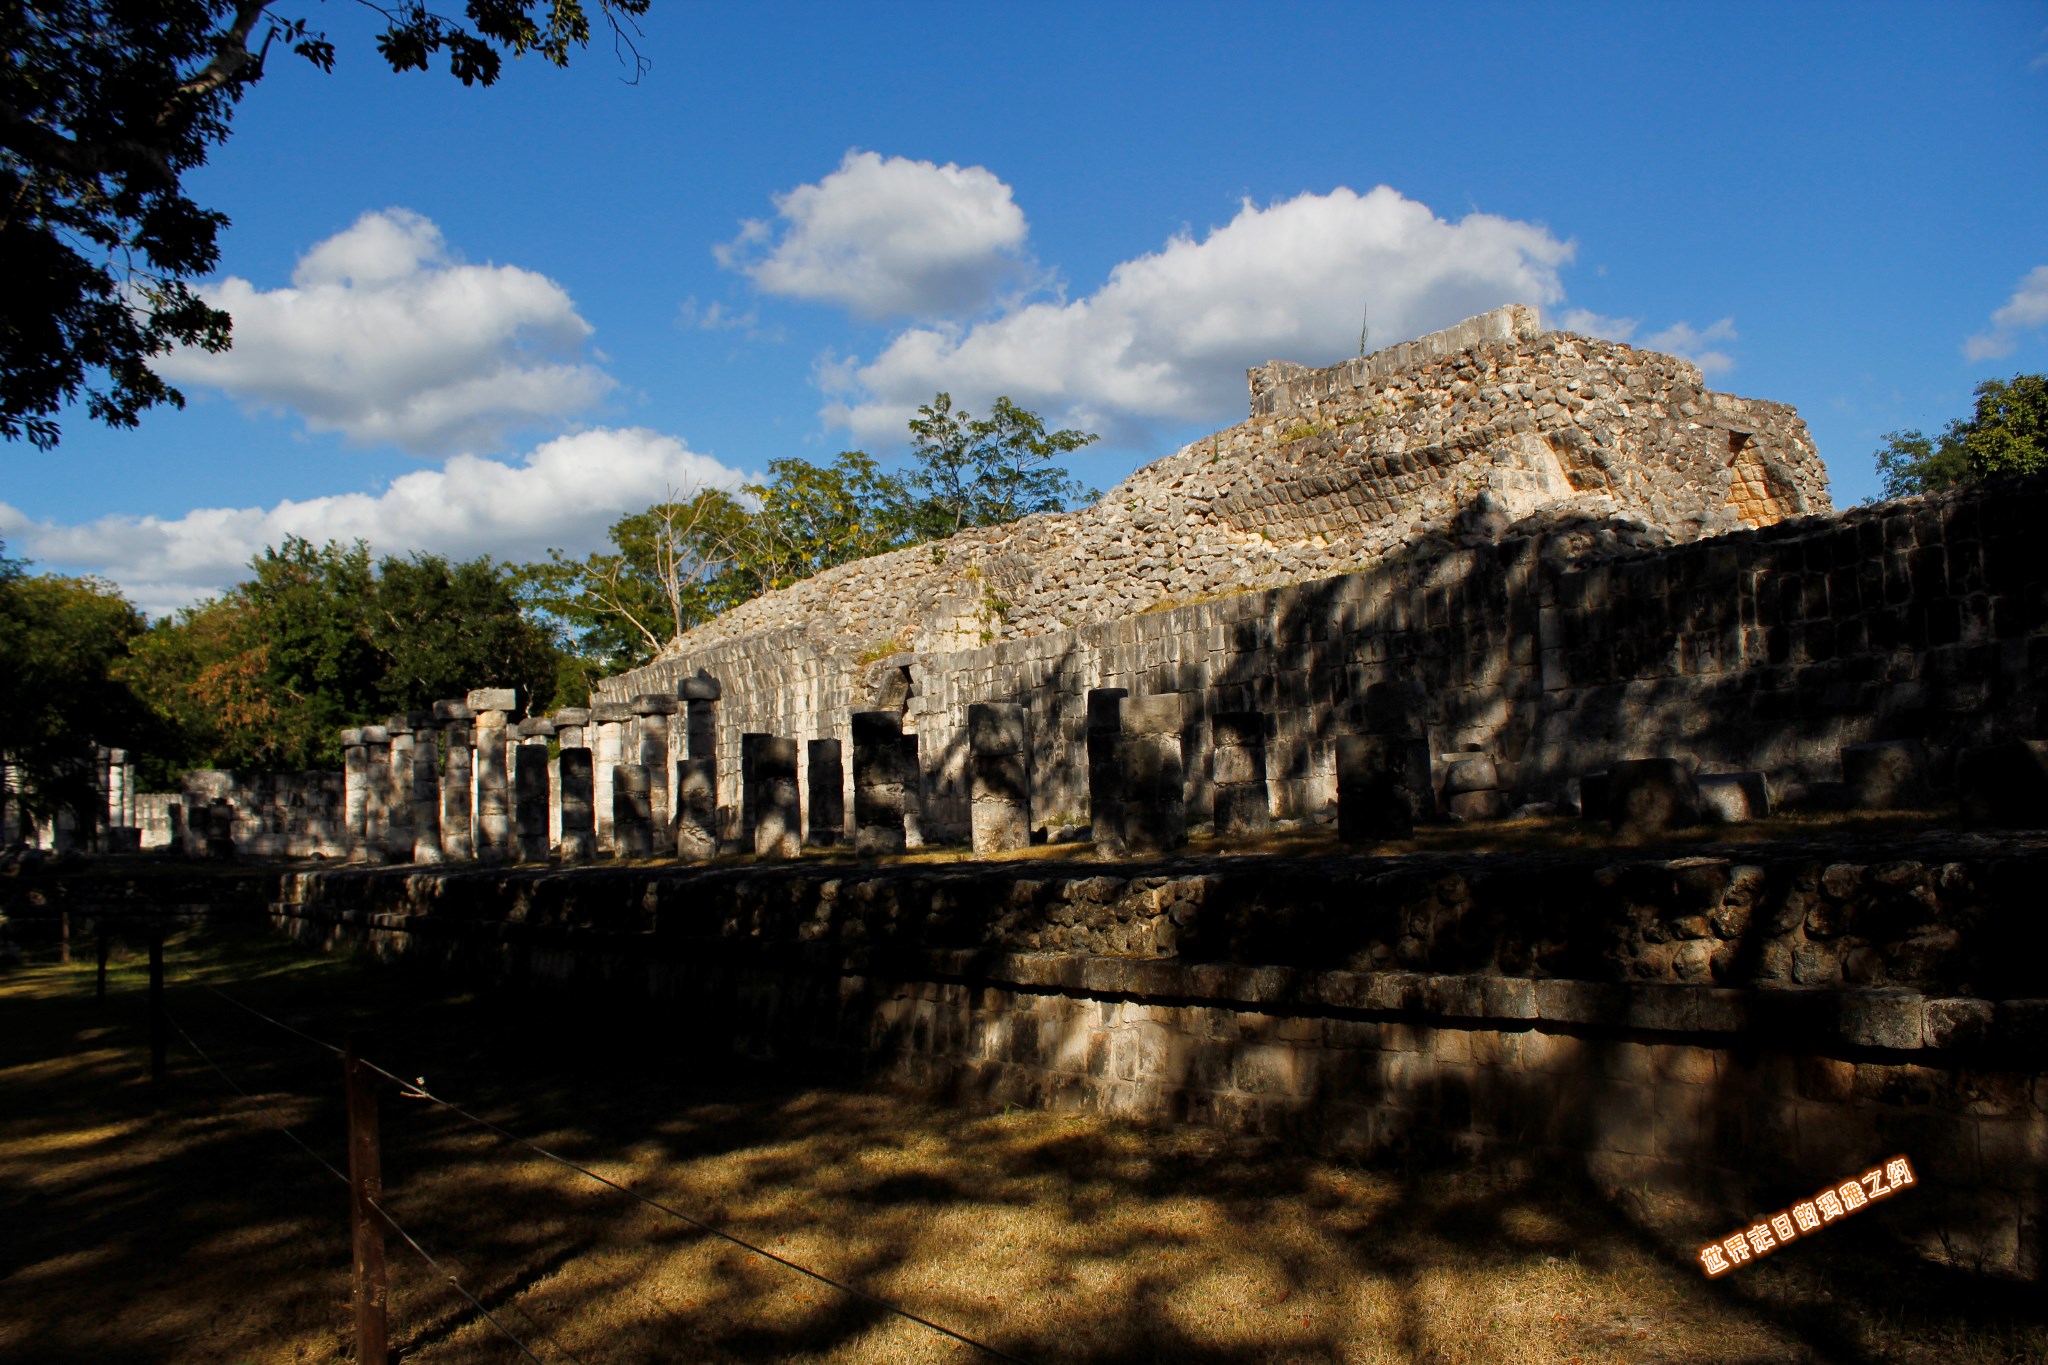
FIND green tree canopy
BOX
[1874,374,2048,498]
[0,545,158,823]
[126,537,559,772]
[906,394,1099,539]
[1,0,650,450]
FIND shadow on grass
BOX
[1,924,2042,1365]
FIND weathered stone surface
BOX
[431,699,472,722]
[557,748,594,862]
[630,693,679,717]
[852,712,911,855]
[1608,759,1699,838]
[677,675,722,701]
[1843,740,1928,810]
[511,743,551,862]
[751,737,802,859]
[1698,771,1769,824]
[674,757,718,860]
[612,763,652,858]
[1336,735,1414,842]
[466,687,516,712]
[807,739,844,847]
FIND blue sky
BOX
[5,1,2046,613]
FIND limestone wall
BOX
[601,475,2045,846]
[163,771,347,857]
[624,306,1828,668]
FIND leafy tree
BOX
[741,451,917,591]
[1,0,650,450]
[1874,374,2048,498]
[0,545,158,826]
[128,537,561,772]
[517,487,753,670]
[906,393,1099,539]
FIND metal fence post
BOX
[345,1035,390,1365]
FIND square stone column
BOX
[612,762,652,858]
[558,748,594,861]
[467,687,517,861]
[341,728,371,862]
[969,703,1031,854]
[630,694,678,855]
[1210,711,1271,838]
[739,733,768,848]
[680,675,720,840]
[549,708,587,847]
[1085,688,1128,856]
[752,736,801,858]
[851,711,911,855]
[807,739,844,846]
[510,744,549,861]
[383,714,419,861]
[361,726,392,861]
[1120,694,1186,854]
[589,701,632,851]
[434,700,474,861]
[399,710,441,863]
[1337,736,1415,843]
[674,757,717,860]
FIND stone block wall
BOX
[164,770,348,857]
[600,476,2047,846]
[270,835,2048,1278]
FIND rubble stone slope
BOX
[651,305,1829,666]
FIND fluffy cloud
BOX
[0,429,745,617]
[1554,309,1737,377]
[718,150,1032,319]
[821,185,1576,443]
[155,209,614,452]
[1965,265,2048,361]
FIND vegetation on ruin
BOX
[0,0,651,451]
[1874,372,2048,498]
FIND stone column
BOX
[680,675,720,842]
[398,710,441,863]
[630,695,677,855]
[590,701,632,851]
[612,762,652,858]
[383,715,418,861]
[807,739,844,846]
[468,687,516,861]
[362,725,392,861]
[674,756,718,860]
[550,708,589,849]
[434,700,474,860]
[1336,736,1415,843]
[1121,694,1186,854]
[512,718,554,861]
[1210,711,1270,839]
[105,748,129,842]
[752,737,802,858]
[1086,688,1128,857]
[739,733,768,848]
[969,703,1031,854]
[558,747,594,861]
[852,711,910,855]
[899,732,924,848]
[342,728,370,862]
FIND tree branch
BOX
[171,0,276,111]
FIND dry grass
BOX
[1,929,2040,1364]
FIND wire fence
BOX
[163,976,1034,1364]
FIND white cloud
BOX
[1641,317,1738,377]
[0,429,745,616]
[155,209,614,453]
[822,185,1575,443]
[718,150,1033,319]
[1555,308,1639,343]
[1965,265,2048,361]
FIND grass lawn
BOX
[0,923,2040,1364]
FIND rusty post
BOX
[147,926,165,1088]
[345,1035,390,1365]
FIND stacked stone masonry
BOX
[270,835,2048,1277]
